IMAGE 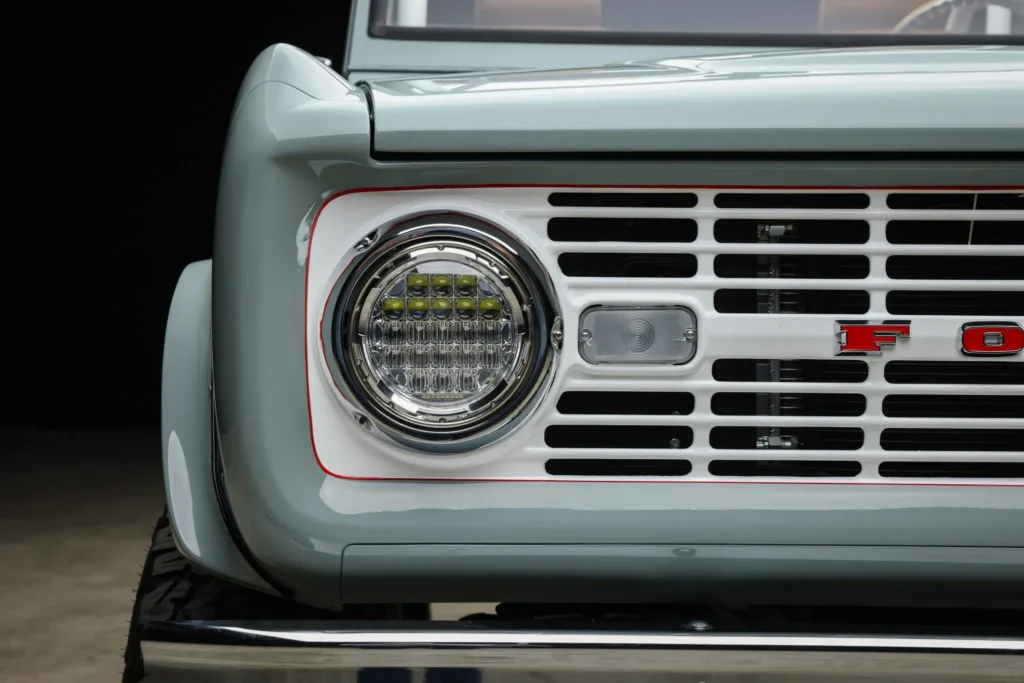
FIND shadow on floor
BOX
[0,428,164,683]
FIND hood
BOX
[364,46,1024,155]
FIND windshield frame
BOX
[345,0,1024,78]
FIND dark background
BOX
[10,3,352,429]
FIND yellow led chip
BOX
[431,274,453,295]
[432,298,453,319]
[382,298,405,319]
[455,297,477,319]
[479,297,501,320]
[406,273,428,296]
[408,298,429,319]
[455,274,477,296]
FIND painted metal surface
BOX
[366,46,1024,154]
[160,261,270,591]
[176,43,1024,609]
[140,622,1024,682]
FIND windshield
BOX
[372,0,1023,41]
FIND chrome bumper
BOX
[140,622,1024,682]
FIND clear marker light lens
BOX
[578,306,697,365]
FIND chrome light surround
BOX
[321,213,560,454]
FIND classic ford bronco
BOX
[126,0,1024,680]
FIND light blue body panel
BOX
[366,47,1024,154]
[161,43,1024,610]
[160,260,270,593]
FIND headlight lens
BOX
[327,215,557,451]
[364,257,522,411]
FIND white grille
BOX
[306,187,1024,483]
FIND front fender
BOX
[161,259,269,591]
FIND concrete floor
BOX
[0,429,163,682]
[0,429,487,682]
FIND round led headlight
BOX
[325,214,559,452]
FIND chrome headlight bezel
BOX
[320,213,559,454]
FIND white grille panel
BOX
[306,187,1024,483]
[529,187,1023,483]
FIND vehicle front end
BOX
[138,1,1024,679]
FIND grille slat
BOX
[552,414,1017,429]
[886,291,1024,316]
[548,217,697,243]
[881,429,1024,452]
[887,220,1024,245]
[710,426,864,450]
[713,359,869,383]
[715,193,870,209]
[885,361,1024,385]
[545,426,694,450]
[714,255,870,279]
[714,289,870,314]
[879,462,1024,479]
[557,392,695,416]
[886,192,1024,211]
[887,256,1024,280]
[883,395,1024,419]
[558,253,697,278]
[549,191,698,208]
[709,460,862,477]
[715,219,870,244]
[537,188,1024,482]
[713,392,867,417]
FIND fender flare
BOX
[161,259,270,591]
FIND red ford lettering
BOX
[834,320,911,356]
[959,322,1024,357]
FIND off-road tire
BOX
[122,513,429,682]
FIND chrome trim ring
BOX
[320,213,559,454]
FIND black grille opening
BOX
[557,392,695,416]
[714,193,870,210]
[712,393,866,417]
[887,220,1024,245]
[887,255,1024,280]
[548,192,698,208]
[545,426,694,450]
[713,359,869,383]
[885,361,1024,385]
[714,219,870,244]
[548,218,697,243]
[883,395,1024,419]
[714,255,869,279]
[709,460,862,478]
[880,429,1024,452]
[714,289,870,314]
[558,253,697,278]
[709,427,863,450]
[887,291,1024,316]
[879,462,1024,479]
[545,459,692,477]
[886,193,1024,211]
